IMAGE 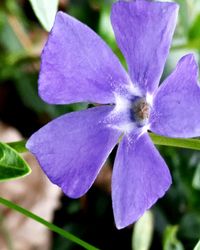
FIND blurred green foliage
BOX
[0,0,200,249]
[163,225,184,250]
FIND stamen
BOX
[132,98,150,123]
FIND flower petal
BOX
[111,0,178,94]
[26,106,121,198]
[39,11,130,105]
[150,54,200,138]
[112,132,171,229]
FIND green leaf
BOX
[29,0,58,31]
[132,211,154,250]
[192,164,200,190]
[7,140,28,153]
[194,239,200,250]
[163,226,184,250]
[98,5,115,45]
[0,142,31,182]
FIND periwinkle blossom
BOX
[26,0,200,229]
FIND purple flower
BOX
[26,0,200,229]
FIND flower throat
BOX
[132,98,150,125]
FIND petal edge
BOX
[39,11,130,105]
[111,0,179,94]
[112,132,171,229]
[27,106,121,198]
[150,54,200,138]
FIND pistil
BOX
[132,98,150,124]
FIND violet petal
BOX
[112,131,171,229]
[39,11,130,105]
[150,54,200,138]
[111,0,178,94]
[26,106,121,198]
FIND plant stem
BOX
[149,133,200,151]
[0,197,99,250]
[6,134,200,154]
